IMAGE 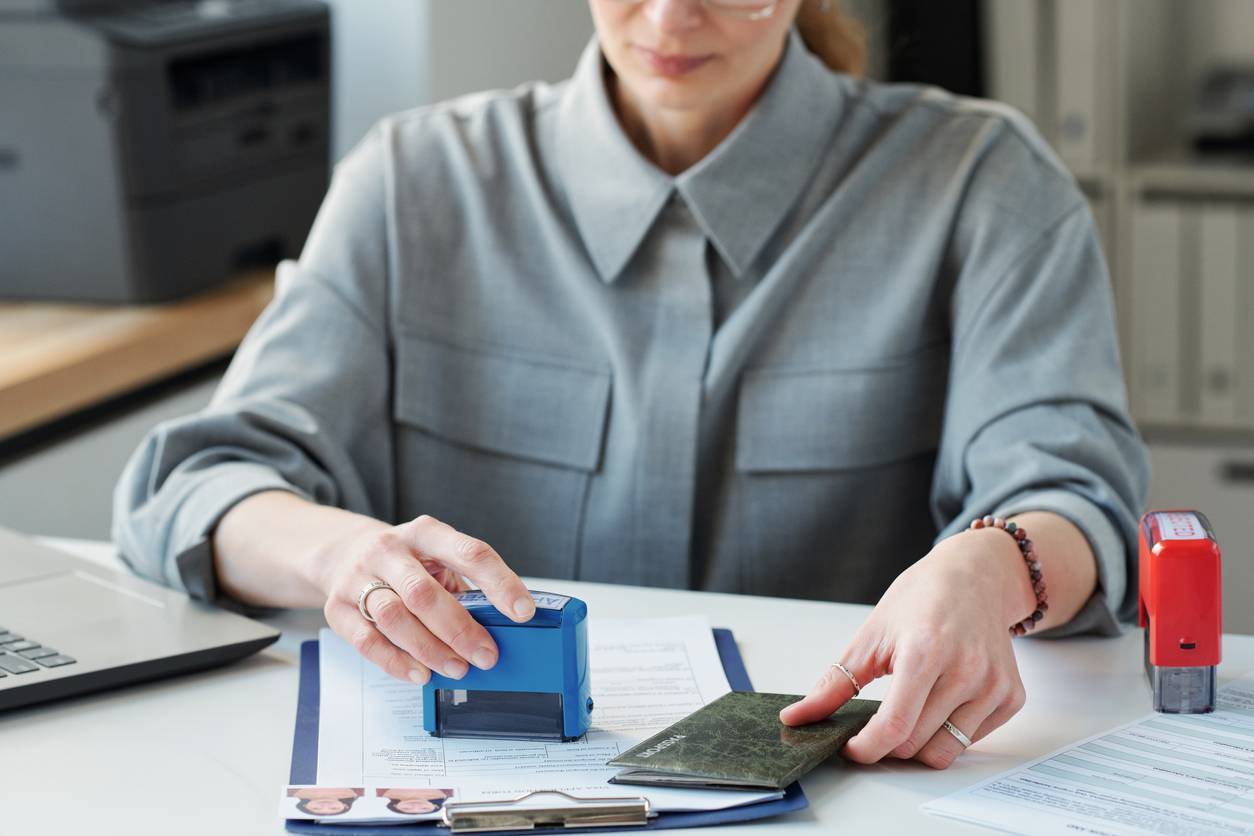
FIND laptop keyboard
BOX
[0,628,75,676]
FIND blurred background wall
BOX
[322,0,593,160]
[2,0,1252,628]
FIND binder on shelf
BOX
[1053,0,1107,167]
[1197,205,1241,427]
[285,629,808,835]
[984,0,1047,128]
[1238,209,1254,428]
[1130,202,1185,425]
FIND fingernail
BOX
[513,597,536,620]
[443,659,469,679]
[472,648,495,670]
[408,668,429,686]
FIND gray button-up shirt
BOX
[113,32,1148,634]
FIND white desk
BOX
[6,538,1253,836]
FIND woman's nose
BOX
[641,0,706,34]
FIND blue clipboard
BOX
[286,628,807,834]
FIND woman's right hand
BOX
[315,513,535,685]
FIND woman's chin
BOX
[627,73,723,111]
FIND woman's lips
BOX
[634,46,713,77]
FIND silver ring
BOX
[830,662,861,696]
[357,580,395,623]
[942,719,973,749]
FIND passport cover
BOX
[607,692,880,791]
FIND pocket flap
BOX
[736,352,947,472]
[394,333,611,472]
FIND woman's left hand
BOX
[779,527,1034,768]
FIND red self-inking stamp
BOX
[1138,510,1222,713]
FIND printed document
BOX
[314,616,782,813]
[923,674,1254,834]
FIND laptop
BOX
[0,526,279,711]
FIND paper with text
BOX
[923,674,1254,835]
[313,616,780,813]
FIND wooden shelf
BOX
[1140,423,1254,447]
[0,271,274,443]
[1129,151,1254,199]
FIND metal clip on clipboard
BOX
[441,790,650,833]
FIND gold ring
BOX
[942,719,972,749]
[357,579,395,623]
[831,662,861,696]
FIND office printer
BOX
[0,0,330,302]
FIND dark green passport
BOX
[606,692,879,791]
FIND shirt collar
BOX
[554,29,846,284]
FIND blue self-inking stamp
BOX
[422,590,592,742]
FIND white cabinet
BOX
[1148,442,1254,635]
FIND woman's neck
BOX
[608,73,766,177]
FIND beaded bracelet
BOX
[969,516,1048,636]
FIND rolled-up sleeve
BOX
[112,127,395,602]
[930,137,1150,636]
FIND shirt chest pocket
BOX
[392,332,611,578]
[736,350,948,473]
[730,350,948,602]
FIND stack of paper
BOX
[924,675,1254,835]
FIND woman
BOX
[114,0,1148,771]
[377,787,452,816]
[287,787,363,817]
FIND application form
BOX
[314,616,781,813]
[923,675,1254,835]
